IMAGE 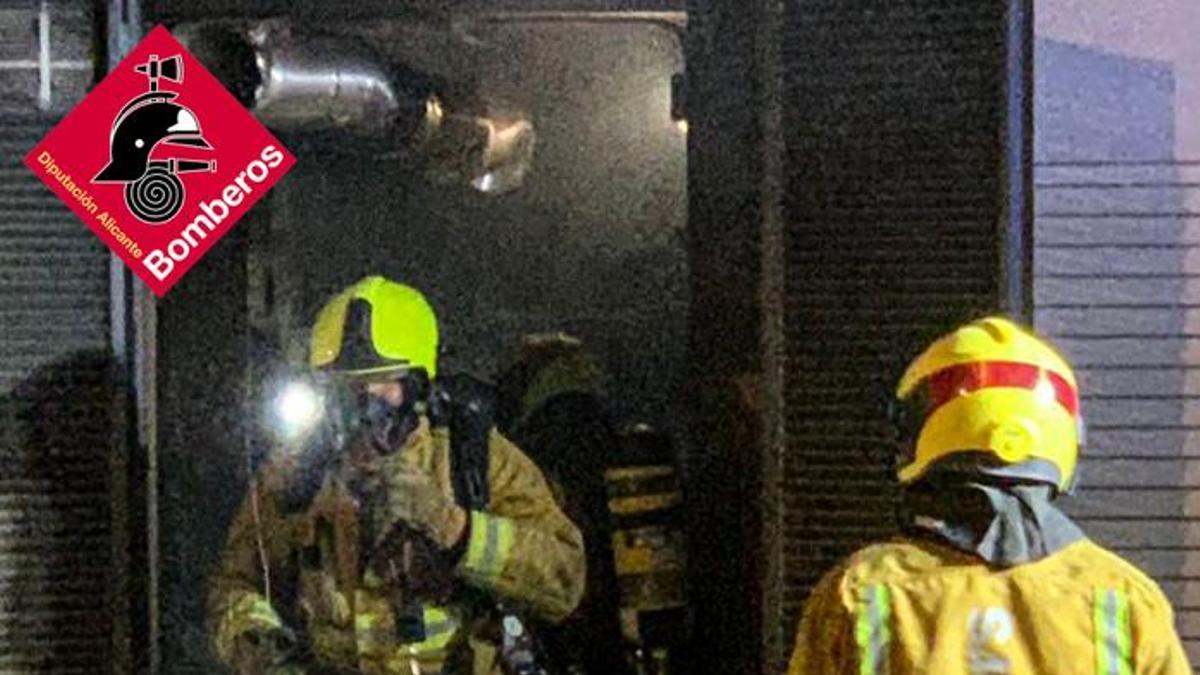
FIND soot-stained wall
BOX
[156,226,252,675]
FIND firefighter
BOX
[786,316,1190,675]
[208,276,586,675]
[496,333,631,675]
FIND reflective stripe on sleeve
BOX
[408,606,460,654]
[214,591,283,663]
[356,601,461,656]
[855,583,891,675]
[1094,588,1133,675]
[462,510,516,586]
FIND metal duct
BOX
[248,23,431,139]
[178,21,427,138]
[178,21,536,194]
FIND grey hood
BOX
[904,480,1085,567]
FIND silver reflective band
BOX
[855,584,891,675]
[1094,587,1132,675]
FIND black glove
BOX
[232,625,300,675]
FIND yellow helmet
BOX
[309,276,439,378]
[895,316,1081,493]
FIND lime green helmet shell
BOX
[309,276,439,378]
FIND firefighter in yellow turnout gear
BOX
[208,277,586,674]
[787,317,1190,675]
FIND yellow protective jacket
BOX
[208,417,586,675]
[787,536,1190,675]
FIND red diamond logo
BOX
[23,25,295,296]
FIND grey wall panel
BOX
[1037,278,1200,305]
[1068,490,1200,516]
[0,113,112,670]
[1037,218,1200,246]
[1056,337,1200,366]
[1083,399,1200,428]
[1037,248,1200,277]
[1039,307,1200,336]
[0,2,113,671]
[1082,367,1200,396]
[0,2,93,117]
[1035,36,1200,668]
[1083,521,1200,549]
[1088,429,1200,457]
[1076,459,1200,485]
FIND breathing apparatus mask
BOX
[267,367,433,510]
[349,371,431,455]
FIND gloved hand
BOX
[231,625,299,675]
[371,460,467,552]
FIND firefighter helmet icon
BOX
[93,54,216,224]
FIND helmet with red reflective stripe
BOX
[895,316,1082,493]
